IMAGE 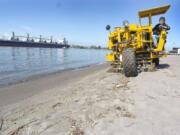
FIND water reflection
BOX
[0,47,107,85]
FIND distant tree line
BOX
[71,45,108,50]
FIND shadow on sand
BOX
[157,64,170,69]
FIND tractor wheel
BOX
[153,58,159,67]
[122,48,138,77]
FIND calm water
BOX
[0,47,108,86]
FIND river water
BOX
[0,47,108,86]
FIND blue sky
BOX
[0,0,179,49]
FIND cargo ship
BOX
[0,32,70,48]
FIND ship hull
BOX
[0,40,70,48]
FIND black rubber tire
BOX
[153,58,159,67]
[122,48,138,77]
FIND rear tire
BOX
[122,48,138,77]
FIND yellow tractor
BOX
[106,5,170,77]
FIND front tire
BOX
[122,48,138,77]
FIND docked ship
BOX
[0,32,70,48]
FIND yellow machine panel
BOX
[139,5,170,18]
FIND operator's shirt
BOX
[153,23,170,35]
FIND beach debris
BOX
[9,124,25,135]
[116,83,126,88]
[8,120,36,135]
[121,108,134,118]
[70,127,84,135]
[121,111,134,118]
[52,102,62,109]
[68,118,84,135]
[116,106,122,110]
[115,105,135,118]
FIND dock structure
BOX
[0,32,70,49]
[169,47,180,55]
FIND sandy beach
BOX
[0,63,109,107]
[0,55,180,135]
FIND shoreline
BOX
[0,62,106,89]
[0,62,109,107]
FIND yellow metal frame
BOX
[107,4,170,66]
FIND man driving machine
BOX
[153,17,170,47]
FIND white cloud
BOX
[0,33,11,40]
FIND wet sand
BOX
[0,63,109,107]
[0,55,180,135]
